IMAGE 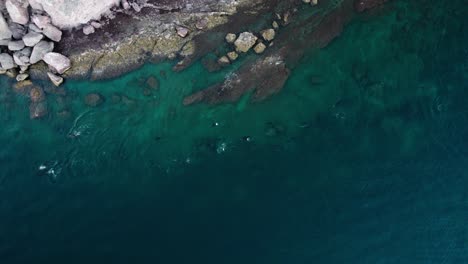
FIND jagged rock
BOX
[227,51,238,61]
[82,25,95,35]
[0,53,15,69]
[6,0,30,25]
[217,56,230,66]
[31,15,51,29]
[28,23,42,33]
[0,14,13,39]
[8,40,25,51]
[261,28,275,42]
[29,40,53,63]
[176,26,189,38]
[84,93,104,107]
[225,33,236,43]
[16,73,28,81]
[42,24,62,42]
[253,42,266,54]
[43,52,71,74]
[47,72,63,86]
[9,23,27,39]
[23,31,43,46]
[234,32,258,53]
[13,47,32,65]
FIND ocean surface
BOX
[1,0,467,263]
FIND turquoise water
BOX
[1,0,468,263]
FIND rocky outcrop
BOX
[234,32,258,53]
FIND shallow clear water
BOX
[1,0,468,263]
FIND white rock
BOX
[90,21,101,29]
[28,0,44,10]
[47,72,63,86]
[32,0,120,28]
[8,40,25,51]
[234,32,258,53]
[13,47,32,65]
[121,0,130,9]
[29,40,54,63]
[83,25,95,35]
[0,53,15,69]
[42,24,62,42]
[176,26,189,38]
[131,3,141,12]
[6,0,30,25]
[43,52,71,74]
[16,73,29,81]
[28,23,43,33]
[32,15,51,29]
[225,33,236,44]
[23,32,44,46]
[0,14,13,40]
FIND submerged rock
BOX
[43,52,70,74]
[84,93,104,107]
[234,32,258,53]
[145,76,159,90]
[29,101,48,119]
[30,86,46,102]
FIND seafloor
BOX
[0,0,467,263]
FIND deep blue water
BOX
[1,0,468,263]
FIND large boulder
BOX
[31,0,120,28]
[5,0,30,25]
[42,24,62,42]
[8,40,25,51]
[22,32,43,46]
[234,32,258,53]
[0,53,15,69]
[0,14,13,40]
[43,52,71,74]
[13,47,32,65]
[31,15,51,29]
[29,40,54,63]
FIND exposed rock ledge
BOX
[28,0,278,80]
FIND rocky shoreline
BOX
[1,0,392,119]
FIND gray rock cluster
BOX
[0,0,70,86]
